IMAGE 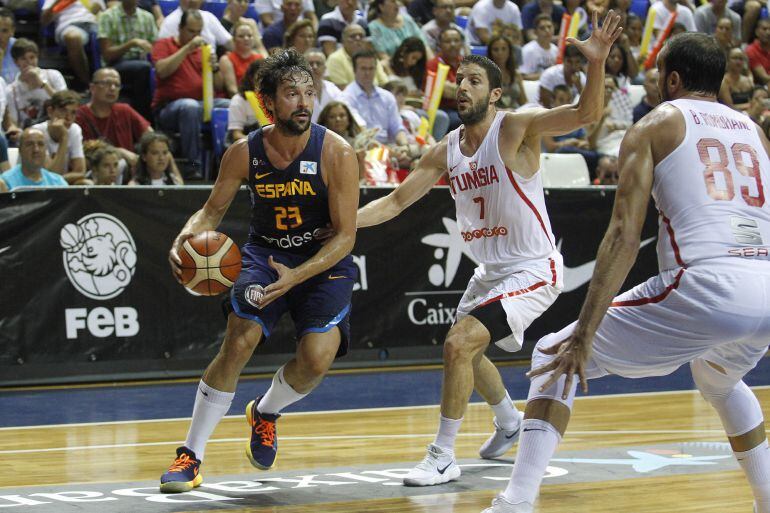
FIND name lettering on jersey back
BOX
[255,179,317,199]
[449,164,499,194]
[689,110,751,131]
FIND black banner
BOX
[0,187,659,385]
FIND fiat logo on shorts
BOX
[245,284,265,308]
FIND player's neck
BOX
[673,92,717,103]
[264,125,312,161]
[461,109,497,148]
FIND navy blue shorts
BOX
[226,243,357,357]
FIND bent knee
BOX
[690,358,737,400]
[443,332,485,363]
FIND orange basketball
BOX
[178,231,242,296]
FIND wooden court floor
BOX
[2,388,767,512]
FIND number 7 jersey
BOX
[655,99,770,270]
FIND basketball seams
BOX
[179,231,242,296]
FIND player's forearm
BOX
[576,59,606,125]
[357,196,404,228]
[293,231,356,284]
[183,205,226,234]
[573,221,639,343]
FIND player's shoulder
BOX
[321,127,355,156]
[627,102,684,141]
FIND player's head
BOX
[456,54,502,126]
[257,49,315,136]
[657,33,725,102]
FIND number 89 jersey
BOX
[247,124,331,256]
[655,100,770,270]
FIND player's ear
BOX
[490,87,503,105]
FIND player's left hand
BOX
[568,9,623,63]
[259,255,300,308]
[526,334,592,400]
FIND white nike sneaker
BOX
[403,443,461,486]
[480,494,533,513]
[479,412,524,459]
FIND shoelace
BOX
[254,419,276,447]
[168,453,196,473]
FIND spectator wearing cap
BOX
[98,0,158,120]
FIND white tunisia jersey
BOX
[655,99,770,270]
[446,111,561,281]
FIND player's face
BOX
[456,64,493,126]
[273,72,315,136]
[144,140,171,173]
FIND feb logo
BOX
[59,214,137,300]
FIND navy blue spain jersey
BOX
[247,124,330,256]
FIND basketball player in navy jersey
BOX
[159,50,360,493]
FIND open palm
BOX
[568,9,623,63]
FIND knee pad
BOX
[691,359,764,437]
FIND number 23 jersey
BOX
[247,124,331,256]
[655,99,770,270]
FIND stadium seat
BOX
[7,148,18,168]
[539,153,590,187]
[470,46,487,56]
[629,0,649,18]
[158,0,179,16]
[455,15,468,29]
[627,84,645,109]
[211,107,229,164]
[202,1,227,18]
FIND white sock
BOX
[434,415,463,452]
[184,380,234,462]
[503,418,561,504]
[491,391,520,431]
[736,439,770,511]
[257,365,307,414]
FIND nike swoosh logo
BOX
[559,237,655,293]
[0,246,9,255]
[504,428,520,439]
[437,463,452,474]
[328,275,347,280]
[522,428,548,433]
[201,390,209,397]
[255,172,272,179]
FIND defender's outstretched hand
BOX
[527,334,592,399]
[568,9,623,63]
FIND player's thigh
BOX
[289,255,357,358]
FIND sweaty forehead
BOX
[457,64,486,80]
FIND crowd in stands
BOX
[0,0,769,192]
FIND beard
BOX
[275,109,312,135]
[458,93,490,126]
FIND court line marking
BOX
[0,429,730,455]
[1,385,768,432]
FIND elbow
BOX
[577,105,602,125]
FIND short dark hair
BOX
[0,7,15,24]
[553,84,571,97]
[352,49,378,70]
[257,49,313,110]
[460,54,502,90]
[48,90,81,109]
[180,9,203,29]
[438,26,464,43]
[660,32,725,96]
[534,13,553,28]
[564,44,583,60]
[11,38,37,61]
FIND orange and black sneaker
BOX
[245,396,280,470]
[160,446,202,493]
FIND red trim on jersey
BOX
[479,281,549,307]
[660,211,686,268]
[549,257,557,286]
[505,166,554,248]
[610,268,685,307]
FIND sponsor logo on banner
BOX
[59,213,139,339]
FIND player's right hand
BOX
[168,232,194,284]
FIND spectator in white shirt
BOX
[466,0,522,46]
[520,14,558,80]
[422,0,462,53]
[159,0,233,49]
[6,38,67,135]
[537,44,585,107]
[40,0,106,86]
[305,49,343,124]
[227,60,263,142]
[32,90,86,180]
[255,0,317,29]
[651,0,696,38]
